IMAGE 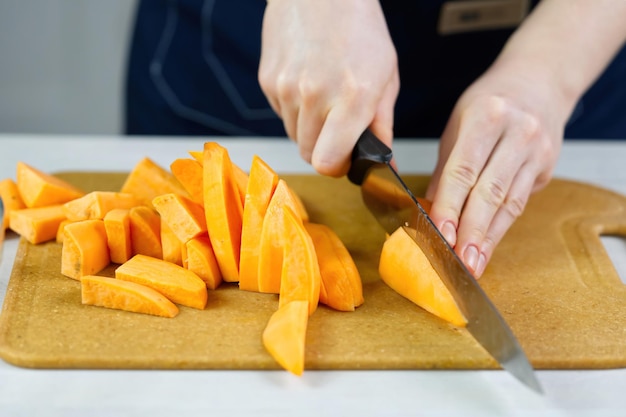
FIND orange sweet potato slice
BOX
[288,187,309,223]
[202,142,243,282]
[0,178,26,229]
[56,219,74,244]
[160,219,183,266]
[190,149,248,207]
[9,204,67,244]
[186,236,223,290]
[262,300,309,376]
[115,254,208,310]
[81,275,179,318]
[63,191,140,221]
[61,219,110,280]
[16,162,84,208]
[103,209,133,264]
[129,206,162,259]
[257,179,302,294]
[170,158,204,206]
[379,226,467,327]
[152,193,207,243]
[239,155,279,292]
[279,206,320,316]
[304,222,363,312]
[120,157,189,207]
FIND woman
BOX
[126,0,626,276]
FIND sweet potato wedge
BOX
[160,219,183,266]
[81,275,179,318]
[63,191,140,221]
[170,158,204,206]
[152,193,207,243]
[262,300,309,376]
[190,149,248,207]
[9,204,67,244]
[115,254,207,310]
[129,206,162,259]
[202,142,243,282]
[379,226,467,327]
[16,162,84,208]
[239,155,279,292]
[257,179,302,294]
[185,236,222,290]
[120,157,189,207]
[279,206,320,316]
[61,219,110,280]
[103,208,133,264]
[305,222,363,312]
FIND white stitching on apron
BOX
[149,0,272,135]
[201,0,276,120]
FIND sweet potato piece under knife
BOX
[0,178,26,229]
[115,254,207,310]
[16,162,84,208]
[239,155,279,292]
[202,142,243,282]
[379,226,466,327]
[10,204,67,244]
[61,219,110,280]
[305,222,363,312]
[262,300,309,376]
[81,275,179,318]
[103,209,133,264]
[63,191,140,221]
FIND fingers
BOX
[472,163,536,276]
[429,96,508,247]
[429,95,557,278]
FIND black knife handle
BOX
[347,129,393,185]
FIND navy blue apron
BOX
[125,0,626,139]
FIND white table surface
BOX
[1,134,626,417]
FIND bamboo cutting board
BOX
[0,172,625,370]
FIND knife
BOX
[347,129,542,393]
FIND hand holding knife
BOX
[348,129,542,393]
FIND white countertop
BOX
[1,134,626,417]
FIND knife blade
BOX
[348,129,542,393]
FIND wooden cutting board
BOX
[0,172,625,370]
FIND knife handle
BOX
[347,129,393,185]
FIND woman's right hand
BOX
[258,0,400,177]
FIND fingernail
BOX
[475,252,487,278]
[463,245,479,273]
[441,221,457,246]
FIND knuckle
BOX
[478,178,507,209]
[275,72,298,100]
[519,113,541,140]
[447,162,479,190]
[481,95,508,124]
[503,194,526,219]
[298,77,323,102]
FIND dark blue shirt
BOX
[125,0,626,139]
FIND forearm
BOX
[491,0,626,112]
